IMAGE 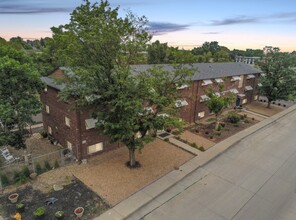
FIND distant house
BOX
[40,62,262,159]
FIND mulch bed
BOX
[0,178,109,220]
[189,115,259,143]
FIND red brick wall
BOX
[179,74,260,123]
[40,87,120,160]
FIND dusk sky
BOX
[1,0,296,51]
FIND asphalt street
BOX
[141,109,296,220]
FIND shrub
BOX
[252,117,255,120]
[199,146,205,152]
[39,131,48,138]
[209,135,213,139]
[13,170,28,184]
[22,166,31,178]
[216,125,221,131]
[234,124,239,127]
[190,143,198,148]
[0,173,10,187]
[33,207,46,217]
[44,161,52,171]
[215,132,221,136]
[35,163,43,175]
[220,123,225,127]
[244,119,250,124]
[227,113,241,124]
[194,128,199,133]
[204,130,209,135]
[164,138,169,142]
[54,160,60,169]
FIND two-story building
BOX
[40,62,262,159]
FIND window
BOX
[245,86,253,91]
[214,78,223,83]
[231,76,241,81]
[246,74,255,79]
[229,89,239,94]
[242,99,248,104]
[88,142,103,154]
[254,95,258,100]
[215,92,221,97]
[65,117,70,127]
[67,141,72,151]
[201,79,213,86]
[175,100,189,107]
[198,111,205,118]
[48,126,52,135]
[44,86,48,92]
[177,84,189,90]
[200,95,209,102]
[85,118,97,130]
[45,105,50,114]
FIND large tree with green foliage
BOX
[52,0,194,167]
[257,47,296,108]
[205,86,235,130]
[0,40,42,148]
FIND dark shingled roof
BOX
[131,62,262,80]
[42,63,262,90]
[41,76,65,91]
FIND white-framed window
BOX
[214,78,223,83]
[200,95,210,102]
[246,74,255,79]
[177,84,189,90]
[45,105,50,114]
[175,100,189,107]
[231,76,241,81]
[85,118,97,130]
[48,126,52,135]
[229,89,239,94]
[87,142,103,154]
[242,99,248,104]
[254,95,258,100]
[245,86,253,91]
[65,116,70,127]
[215,92,221,97]
[201,79,213,86]
[198,111,205,118]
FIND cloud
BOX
[210,16,258,26]
[0,3,71,14]
[201,32,220,35]
[207,12,296,26]
[148,22,190,35]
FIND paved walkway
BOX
[95,104,296,220]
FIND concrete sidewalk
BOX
[95,104,296,220]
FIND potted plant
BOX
[33,207,46,219]
[8,193,19,203]
[16,203,25,213]
[74,207,84,218]
[55,210,64,220]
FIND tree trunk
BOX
[215,114,219,130]
[267,101,271,109]
[129,148,136,167]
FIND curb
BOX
[95,104,296,220]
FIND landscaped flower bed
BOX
[189,112,258,143]
[0,179,109,220]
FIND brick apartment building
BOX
[41,63,262,159]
